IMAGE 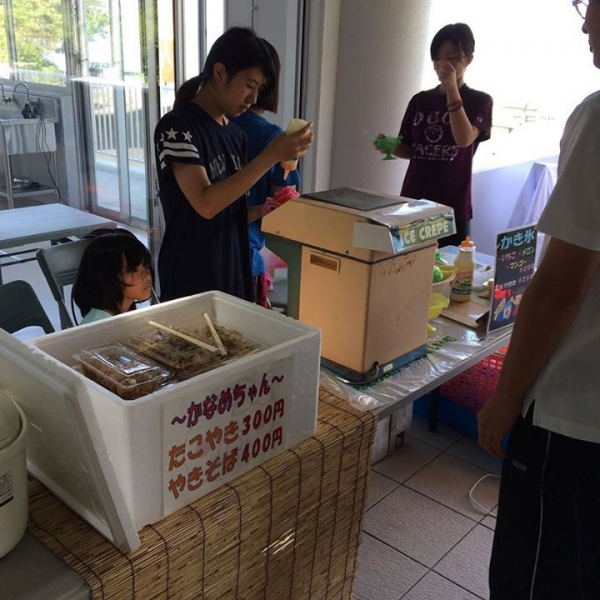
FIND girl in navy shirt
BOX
[155,27,312,302]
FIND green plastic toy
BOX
[374,135,403,160]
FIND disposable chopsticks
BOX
[204,313,228,356]
[148,320,219,353]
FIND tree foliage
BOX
[0,0,110,72]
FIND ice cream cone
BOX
[280,119,308,175]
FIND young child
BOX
[232,40,301,308]
[377,23,492,246]
[73,233,154,325]
[154,27,312,302]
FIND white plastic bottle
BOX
[280,118,309,179]
[450,236,475,302]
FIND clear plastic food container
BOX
[126,323,261,380]
[74,343,173,400]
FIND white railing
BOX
[5,68,175,164]
[89,80,174,163]
[7,68,68,87]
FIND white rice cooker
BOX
[0,389,28,558]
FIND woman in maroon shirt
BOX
[378,23,493,247]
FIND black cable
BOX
[35,102,67,205]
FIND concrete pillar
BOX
[330,0,432,196]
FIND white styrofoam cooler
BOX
[0,292,321,553]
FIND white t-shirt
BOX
[523,90,600,443]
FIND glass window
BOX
[182,0,200,81]
[158,0,175,112]
[0,4,9,78]
[80,0,150,225]
[206,0,225,57]
[0,0,215,237]
[11,0,67,86]
[0,0,167,231]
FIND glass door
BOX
[146,0,223,279]
[75,0,223,229]
[76,0,165,229]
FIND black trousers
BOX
[490,408,600,599]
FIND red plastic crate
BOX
[441,346,508,414]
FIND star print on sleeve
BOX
[157,120,200,169]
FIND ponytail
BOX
[172,28,276,109]
[174,75,202,108]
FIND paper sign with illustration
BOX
[488,225,537,332]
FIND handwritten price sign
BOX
[162,357,292,512]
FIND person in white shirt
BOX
[478,1,600,598]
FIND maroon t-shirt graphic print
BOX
[399,85,492,222]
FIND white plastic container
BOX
[0,292,321,553]
[450,237,476,302]
[0,391,28,559]
[431,265,457,299]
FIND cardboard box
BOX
[0,292,321,552]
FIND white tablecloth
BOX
[508,161,558,229]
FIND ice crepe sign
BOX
[390,216,454,251]
[353,199,456,254]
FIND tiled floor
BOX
[355,415,502,600]
[2,221,502,600]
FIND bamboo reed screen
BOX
[27,389,375,600]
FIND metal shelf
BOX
[0,149,59,209]
[0,184,58,200]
